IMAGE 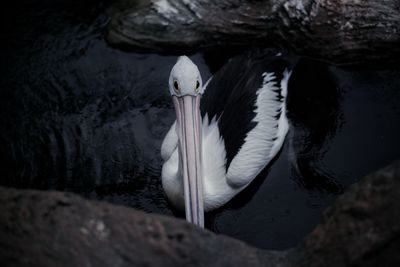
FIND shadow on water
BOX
[287,59,344,193]
[1,0,400,250]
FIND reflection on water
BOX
[1,0,400,250]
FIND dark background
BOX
[0,0,399,249]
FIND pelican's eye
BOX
[173,80,179,93]
[195,80,200,92]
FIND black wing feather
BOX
[200,49,294,170]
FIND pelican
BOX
[161,51,293,227]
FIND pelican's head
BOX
[168,56,204,227]
[169,56,203,96]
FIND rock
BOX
[0,187,288,267]
[298,160,400,267]
[106,0,400,65]
[1,160,400,266]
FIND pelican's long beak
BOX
[173,95,204,227]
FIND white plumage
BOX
[161,63,291,211]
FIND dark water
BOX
[1,0,399,250]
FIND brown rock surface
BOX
[299,160,400,267]
[0,187,287,267]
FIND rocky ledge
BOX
[1,160,400,267]
[107,0,400,64]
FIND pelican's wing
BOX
[201,50,293,189]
